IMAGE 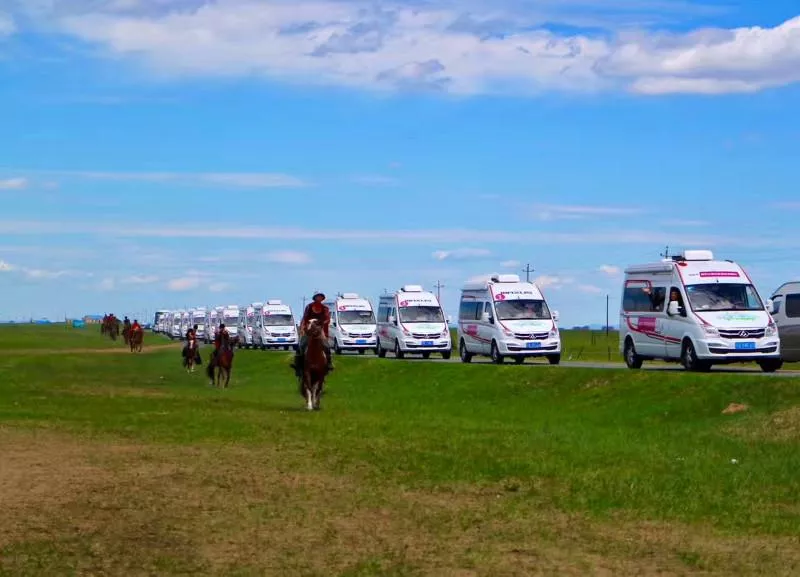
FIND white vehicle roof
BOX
[625,250,750,285]
[462,273,545,300]
[383,284,441,306]
[263,300,292,314]
[334,293,373,311]
[771,281,800,296]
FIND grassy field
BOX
[1,326,799,576]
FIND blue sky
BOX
[1,0,799,326]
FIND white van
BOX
[327,293,378,355]
[237,305,257,349]
[220,305,240,343]
[457,273,561,364]
[376,284,452,359]
[191,307,207,340]
[620,249,781,372]
[204,309,218,344]
[255,299,298,350]
[766,281,800,365]
[171,310,184,339]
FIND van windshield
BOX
[399,306,444,323]
[339,310,375,324]
[224,314,239,323]
[685,283,764,312]
[263,314,294,326]
[495,299,551,320]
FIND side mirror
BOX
[389,315,396,325]
[481,311,492,323]
[446,315,452,324]
[667,301,680,316]
[766,299,775,314]
[552,311,560,322]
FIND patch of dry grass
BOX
[724,406,800,443]
[1,428,798,577]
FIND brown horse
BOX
[301,319,329,411]
[207,331,233,388]
[129,327,143,353]
[183,337,199,373]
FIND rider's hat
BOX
[312,292,326,301]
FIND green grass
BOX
[1,325,798,575]
[0,322,124,350]
[449,328,621,362]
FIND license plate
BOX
[422,341,434,347]
[526,342,542,349]
[735,342,755,350]
[277,338,286,343]
[356,339,367,344]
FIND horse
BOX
[183,336,199,373]
[301,319,329,411]
[129,327,143,353]
[122,323,131,346]
[207,331,233,388]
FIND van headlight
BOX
[549,328,559,338]
[440,329,449,338]
[703,326,720,338]
[766,322,777,337]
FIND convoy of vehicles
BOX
[150,250,798,371]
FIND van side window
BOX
[786,294,800,318]
[623,285,666,312]
[459,300,480,320]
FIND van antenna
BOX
[522,263,534,282]
[660,245,670,259]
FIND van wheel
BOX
[624,339,643,369]
[681,339,710,372]
[758,359,783,373]
[422,352,431,359]
[459,339,473,363]
[394,340,405,359]
[490,341,504,364]
[441,350,451,360]
[358,349,365,355]
[514,356,525,364]
[547,354,561,365]
[334,340,342,355]
[377,342,386,358]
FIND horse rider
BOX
[291,292,334,378]
[131,319,142,333]
[183,324,198,366]
[211,323,231,364]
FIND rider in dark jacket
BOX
[291,292,333,377]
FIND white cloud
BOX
[661,219,711,227]
[209,282,230,293]
[771,201,800,210]
[432,248,492,261]
[23,268,71,280]
[98,277,115,291]
[0,218,793,249]
[0,13,15,37]
[0,260,13,272]
[167,276,201,291]
[578,284,604,294]
[11,1,796,96]
[265,250,312,265]
[534,275,573,289]
[500,259,520,268]
[599,264,621,277]
[528,203,643,221]
[124,274,159,284]
[350,174,399,186]
[0,177,28,190]
[6,169,305,189]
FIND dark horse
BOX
[129,327,143,353]
[301,319,329,411]
[207,331,233,388]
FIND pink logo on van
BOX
[699,271,740,278]
[638,317,657,331]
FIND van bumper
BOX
[500,339,561,356]
[338,337,378,350]
[696,338,780,362]
[402,339,451,352]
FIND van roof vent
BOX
[401,284,423,292]
[676,249,714,261]
[267,299,282,305]
[341,292,359,299]
[490,273,521,283]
